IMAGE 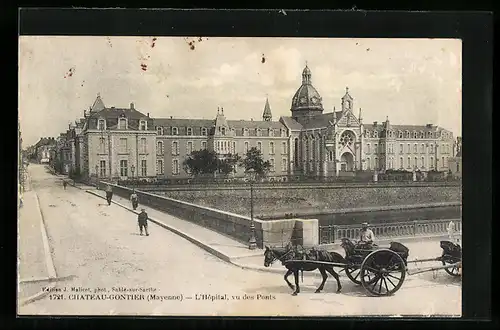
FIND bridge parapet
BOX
[319,219,462,245]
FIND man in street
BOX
[63,180,67,190]
[358,222,375,249]
[105,184,113,206]
[138,208,149,236]
[130,190,139,210]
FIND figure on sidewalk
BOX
[138,208,149,236]
[63,180,67,190]
[130,190,139,210]
[105,184,113,206]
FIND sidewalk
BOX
[85,189,458,279]
[17,189,57,305]
[87,190,264,262]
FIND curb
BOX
[85,190,234,263]
[19,191,58,307]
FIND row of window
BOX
[157,140,289,156]
[365,129,451,140]
[98,137,149,154]
[157,126,288,137]
[365,156,449,170]
[166,157,289,175]
[98,118,148,131]
[366,143,452,154]
[97,159,148,177]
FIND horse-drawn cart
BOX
[283,239,462,297]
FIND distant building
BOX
[447,137,462,178]
[53,65,456,180]
[34,137,56,164]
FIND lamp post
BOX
[131,164,135,189]
[95,164,99,188]
[245,168,258,250]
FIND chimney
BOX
[147,113,150,118]
[130,102,134,109]
[111,106,115,109]
[170,116,173,119]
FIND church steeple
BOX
[262,96,272,121]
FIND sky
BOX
[19,37,462,146]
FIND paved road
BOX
[19,165,461,316]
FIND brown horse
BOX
[264,245,346,296]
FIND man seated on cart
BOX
[356,222,376,250]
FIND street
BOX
[18,164,461,316]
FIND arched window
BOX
[269,142,275,154]
[421,143,425,153]
[374,157,379,170]
[373,131,379,138]
[139,120,147,131]
[413,144,417,153]
[172,127,178,135]
[407,156,411,169]
[244,141,249,153]
[268,128,274,137]
[366,157,371,170]
[421,156,425,168]
[398,131,403,139]
[430,156,434,169]
[405,130,410,138]
[157,141,164,155]
[98,119,106,130]
[244,128,249,136]
[429,132,433,138]
[420,131,424,139]
[157,126,164,135]
[201,127,207,136]
[430,144,434,153]
[118,118,127,130]
[414,157,418,168]
[413,131,417,139]
[340,131,355,148]
[367,143,371,153]
[187,127,193,136]
[400,157,403,169]
[294,138,299,165]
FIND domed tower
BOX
[290,64,324,123]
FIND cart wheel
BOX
[360,249,406,296]
[345,266,362,285]
[442,259,461,277]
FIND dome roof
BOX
[291,65,323,111]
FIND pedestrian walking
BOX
[105,184,113,206]
[63,180,67,190]
[138,208,149,236]
[130,190,139,210]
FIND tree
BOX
[241,147,271,177]
[218,153,242,175]
[183,149,219,176]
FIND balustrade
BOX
[319,219,461,245]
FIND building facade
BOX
[54,65,456,181]
[447,137,462,179]
[33,137,56,164]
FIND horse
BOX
[264,244,346,296]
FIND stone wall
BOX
[157,184,462,218]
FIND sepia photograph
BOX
[18,36,462,316]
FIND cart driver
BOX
[358,222,375,249]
